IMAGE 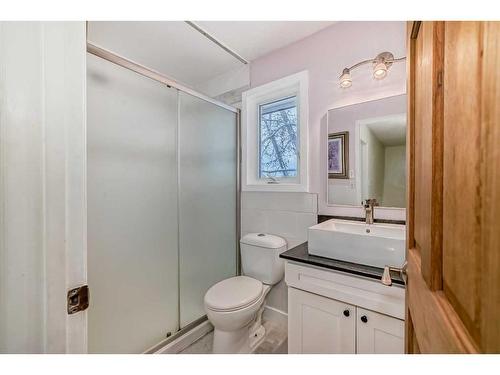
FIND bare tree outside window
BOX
[259,96,298,178]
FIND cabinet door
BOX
[288,288,355,354]
[357,307,404,354]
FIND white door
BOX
[288,288,355,354]
[0,21,88,354]
[356,307,404,354]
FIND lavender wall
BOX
[243,22,407,316]
[249,21,407,217]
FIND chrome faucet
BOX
[362,198,379,224]
[381,261,408,286]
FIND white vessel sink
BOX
[308,219,405,268]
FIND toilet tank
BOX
[240,233,287,285]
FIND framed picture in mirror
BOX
[328,131,349,179]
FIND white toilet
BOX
[204,233,287,354]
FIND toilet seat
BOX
[204,276,263,312]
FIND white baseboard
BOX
[263,305,288,328]
[153,320,213,354]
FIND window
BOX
[259,96,298,178]
[242,71,308,192]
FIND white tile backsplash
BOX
[296,213,318,240]
[241,192,318,313]
[240,208,266,234]
[241,209,317,245]
[242,192,317,213]
[266,210,301,239]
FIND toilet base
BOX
[212,324,252,354]
[207,284,273,354]
[248,323,266,349]
[212,305,268,354]
[212,321,266,354]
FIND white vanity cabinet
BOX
[356,307,404,354]
[285,262,405,354]
[288,288,355,354]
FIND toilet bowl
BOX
[204,233,287,354]
[205,277,271,353]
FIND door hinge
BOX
[67,285,89,315]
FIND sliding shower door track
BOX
[144,315,210,354]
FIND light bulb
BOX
[339,68,352,88]
[373,62,387,80]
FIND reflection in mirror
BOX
[327,94,407,208]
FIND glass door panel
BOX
[87,54,179,353]
[178,92,237,327]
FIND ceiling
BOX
[366,114,406,146]
[87,21,334,89]
[195,21,334,62]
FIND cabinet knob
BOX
[361,315,368,323]
[343,309,350,317]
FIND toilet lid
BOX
[205,276,263,311]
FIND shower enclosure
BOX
[86,46,239,353]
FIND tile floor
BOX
[179,331,215,354]
[179,320,287,354]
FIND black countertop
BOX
[279,242,405,287]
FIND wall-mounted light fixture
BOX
[339,52,406,88]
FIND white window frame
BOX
[242,70,309,192]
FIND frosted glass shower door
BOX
[87,54,179,353]
[178,92,237,327]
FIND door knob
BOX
[343,309,350,317]
[361,315,368,323]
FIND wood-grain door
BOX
[406,21,500,353]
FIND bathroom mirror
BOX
[327,94,407,208]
